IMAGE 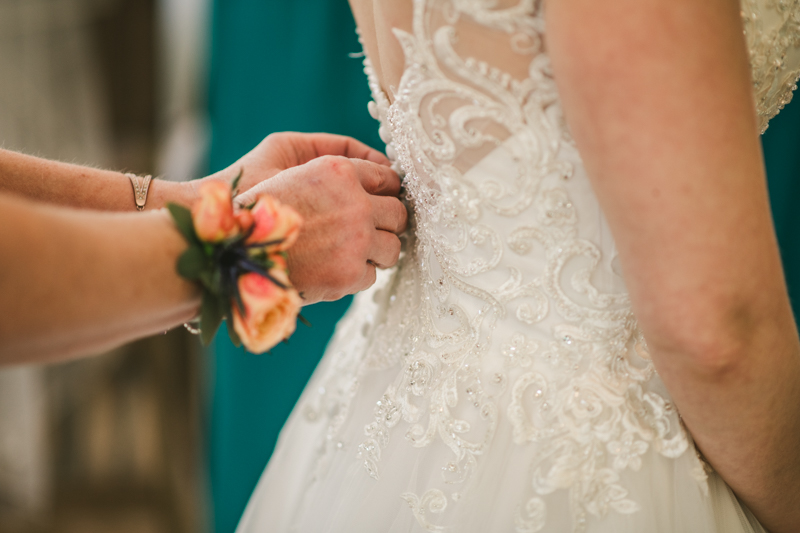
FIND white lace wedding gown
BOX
[237,1,800,531]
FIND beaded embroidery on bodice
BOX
[302,1,800,531]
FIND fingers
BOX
[233,181,265,208]
[350,159,402,197]
[311,134,391,166]
[357,262,378,293]
[283,132,391,166]
[367,231,402,269]
[370,195,408,234]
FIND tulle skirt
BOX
[235,284,765,533]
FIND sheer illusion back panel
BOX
[355,0,800,124]
[234,1,800,532]
[351,0,547,174]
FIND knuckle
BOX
[314,154,335,168]
[332,291,349,302]
[367,163,383,184]
[344,235,369,265]
[319,155,354,179]
[392,200,408,233]
[390,234,402,260]
[379,234,401,268]
[361,265,378,291]
[340,197,371,230]
[357,226,373,252]
[353,196,373,222]
[327,286,349,302]
[342,260,365,288]
[264,131,289,146]
[328,272,349,296]
[372,165,391,191]
[330,250,364,288]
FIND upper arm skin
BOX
[547,0,774,351]
[546,0,800,530]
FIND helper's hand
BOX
[235,156,407,305]
[197,132,391,195]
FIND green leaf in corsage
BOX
[200,290,224,346]
[225,303,243,348]
[167,203,200,245]
[177,244,210,281]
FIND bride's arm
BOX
[546,0,800,530]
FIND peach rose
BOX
[247,194,303,251]
[192,180,238,242]
[232,269,302,353]
[235,209,254,235]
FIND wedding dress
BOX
[237,1,800,531]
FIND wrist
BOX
[151,207,203,315]
[145,179,199,211]
[166,177,304,353]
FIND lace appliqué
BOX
[350,2,689,531]
[300,0,800,531]
[741,0,800,132]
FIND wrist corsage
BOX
[167,172,304,353]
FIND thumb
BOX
[351,159,402,197]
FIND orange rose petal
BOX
[246,195,303,250]
[232,272,302,354]
[192,180,238,242]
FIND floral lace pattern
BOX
[300,1,800,531]
[741,0,800,132]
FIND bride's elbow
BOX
[644,300,761,379]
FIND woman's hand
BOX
[0,133,402,364]
[235,155,407,305]
[195,132,392,196]
[171,132,406,304]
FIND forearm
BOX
[0,148,196,212]
[547,0,800,529]
[0,193,200,364]
[0,132,389,213]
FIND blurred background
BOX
[0,1,797,533]
[0,0,379,532]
